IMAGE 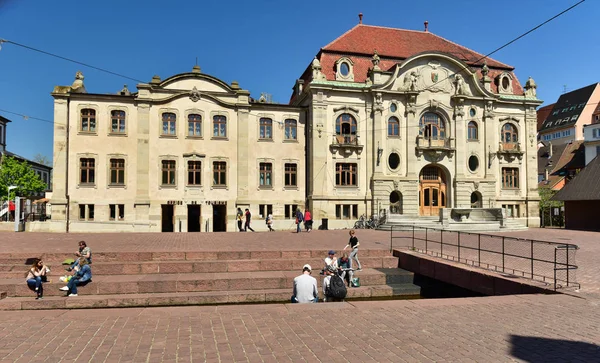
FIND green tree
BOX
[0,156,47,200]
[539,188,564,227]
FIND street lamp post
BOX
[7,186,19,232]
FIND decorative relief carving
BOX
[393,179,399,191]
[189,86,201,102]
[453,74,472,96]
[399,71,419,91]
[371,50,381,71]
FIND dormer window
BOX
[335,57,354,81]
[497,72,513,94]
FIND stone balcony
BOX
[415,136,456,161]
[330,134,364,156]
[497,142,524,162]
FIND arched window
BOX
[336,113,357,144]
[80,109,96,132]
[468,121,478,140]
[501,123,518,150]
[388,117,400,137]
[419,112,445,140]
[284,119,297,140]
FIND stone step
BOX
[0,249,391,264]
[0,256,399,278]
[1,268,415,297]
[0,283,422,310]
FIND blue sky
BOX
[0,0,597,164]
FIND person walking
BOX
[304,209,313,232]
[236,208,244,232]
[26,259,50,300]
[244,208,255,232]
[266,213,274,231]
[291,264,318,303]
[343,230,362,271]
[295,208,303,233]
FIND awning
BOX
[33,198,49,204]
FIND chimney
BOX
[424,20,429,32]
[549,142,553,157]
[358,13,363,24]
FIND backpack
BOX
[297,212,304,222]
[327,274,347,300]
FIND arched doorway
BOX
[470,192,482,208]
[419,166,447,216]
[389,191,403,214]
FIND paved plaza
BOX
[0,228,599,362]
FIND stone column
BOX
[49,96,69,227]
[452,97,466,208]
[236,107,250,203]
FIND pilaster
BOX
[50,96,69,222]
[135,102,151,208]
[236,107,250,202]
[405,92,419,179]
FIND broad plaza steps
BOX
[379,208,528,232]
[0,249,419,310]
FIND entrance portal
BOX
[389,191,403,214]
[187,205,201,232]
[212,204,227,232]
[161,204,174,232]
[419,166,447,216]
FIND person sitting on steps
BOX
[291,264,318,303]
[26,258,50,300]
[60,258,92,297]
[338,252,353,287]
[67,241,92,272]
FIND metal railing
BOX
[390,225,580,291]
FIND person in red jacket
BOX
[304,209,313,232]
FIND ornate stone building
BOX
[49,21,542,232]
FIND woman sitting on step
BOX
[26,259,50,300]
[60,258,92,297]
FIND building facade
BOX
[50,22,543,232]
[583,122,600,165]
[538,83,600,144]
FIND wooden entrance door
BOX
[419,167,446,216]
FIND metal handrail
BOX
[390,224,580,291]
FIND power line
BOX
[0,39,145,83]
[0,108,53,125]
[421,0,586,93]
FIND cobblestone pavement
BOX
[0,228,599,362]
[0,295,598,362]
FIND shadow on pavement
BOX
[510,335,599,362]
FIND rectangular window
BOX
[161,113,176,136]
[594,129,598,138]
[109,158,125,185]
[284,204,297,219]
[259,162,272,187]
[80,109,96,132]
[571,114,578,122]
[0,124,4,145]
[161,160,176,185]
[187,161,202,185]
[88,204,94,220]
[80,158,95,184]
[213,161,226,186]
[284,119,297,140]
[213,115,227,138]
[258,204,273,219]
[569,106,576,111]
[259,118,273,140]
[284,163,297,187]
[109,204,125,221]
[596,145,600,156]
[111,110,126,133]
[335,204,358,219]
[79,204,95,221]
[336,163,357,186]
[502,168,519,189]
[79,205,85,220]
[188,114,202,137]
[562,108,569,113]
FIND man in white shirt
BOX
[292,264,318,303]
[324,250,338,270]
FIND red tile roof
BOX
[537,104,555,132]
[323,24,512,69]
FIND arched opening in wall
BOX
[419,165,447,216]
[389,190,403,215]
[470,192,482,208]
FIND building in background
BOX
[50,20,543,232]
[538,83,600,144]
[583,104,600,164]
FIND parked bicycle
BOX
[353,214,380,229]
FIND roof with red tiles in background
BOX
[292,24,525,102]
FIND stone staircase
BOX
[0,249,420,310]
[379,214,528,232]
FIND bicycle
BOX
[353,214,367,229]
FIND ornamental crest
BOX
[189,86,201,102]
[431,72,439,83]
